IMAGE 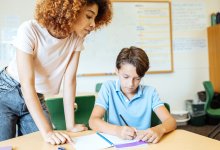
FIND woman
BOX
[0,0,112,145]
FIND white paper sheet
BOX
[73,133,147,150]
[73,134,112,150]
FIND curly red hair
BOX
[35,0,112,37]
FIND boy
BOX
[89,46,176,144]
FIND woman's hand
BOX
[44,131,73,145]
[116,126,137,140]
[69,124,88,132]
[136,125,165,144]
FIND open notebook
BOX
[73,132,147,150]
[0,146,12,150]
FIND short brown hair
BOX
[116,46,150,78]
[35,0,112,37]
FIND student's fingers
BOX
[152,137,160,144]
[147,135,157,143]
[55,132,67,144]
[127,130,135,137]
[120,126,134,139]
[141,133,152,142]
[132,127,137,136]
[125,135,134,140]
[126,127,136,136]
[135,133,145,141]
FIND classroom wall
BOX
[76,0,220,111]
[0,0,220,111]
[0,0,35,65]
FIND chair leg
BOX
[208,123,220,138]
[212,130,220,139]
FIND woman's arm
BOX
[63,51,87,132]
[89,105,136,140]
[16,49,72,145]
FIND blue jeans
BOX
[0,67,52,141]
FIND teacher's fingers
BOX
[55,132,67,144]
[60,132,74,144]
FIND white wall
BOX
[1,0,220,111]
[76,0,220,111]
[0,0,35,66]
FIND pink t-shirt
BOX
[7,20,84,94]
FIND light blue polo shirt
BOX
[95,80,164,130]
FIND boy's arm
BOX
[89,105,136,140]
[155,105,177,133]
[136,105,176,143]
[89,105,120,136]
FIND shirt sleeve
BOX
[12,21,35,55]
[151,88,164,111]
[95,82,110,110]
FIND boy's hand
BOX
[69,124,88,132]
[117,126,137,140]
[136,125,165,144]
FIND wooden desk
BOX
[0,130,220,150]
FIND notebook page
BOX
[100,133,147,148]
[73,134,112,150]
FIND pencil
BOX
[119,114,129,126]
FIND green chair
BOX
[45,97,65,130]
[151,103,170,127]
[95,83,102,93]
[203,81,220,119]
[75,95,96,127]
[45,95,95,130]
[203,81,220,138]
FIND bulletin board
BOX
[77,0,173,76]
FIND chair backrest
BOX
[45,97,66,130]
[95,83,102,93]
[45,95,95,130]
[75,95,95,127]
[203,81,215,111]
[151,103,170,127]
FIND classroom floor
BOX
[177,124,220,141]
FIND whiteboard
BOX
[78,1,173,76]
